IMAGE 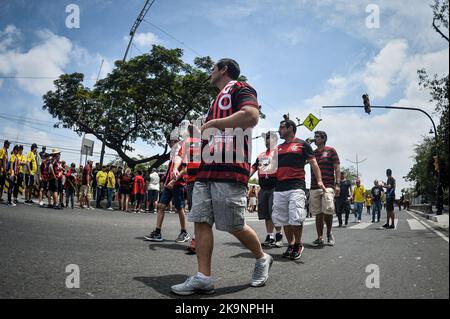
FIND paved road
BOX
[0,202,448,299]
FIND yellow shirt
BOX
[365,196,372,206]
[9,154,20,177]
[0,148,7,173]
[353,185,366,203]
[27,151,37,175]
[107,171,116,189]
[96,171,107,186]
[18,154,26,174]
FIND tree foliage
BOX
[407,0,449,204]
[43,45,217,168]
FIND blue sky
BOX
[1,0,449,193]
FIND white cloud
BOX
[363,39,408,98]
[278,27,307,46]
[0,26,73,96]
[124,32,161,49]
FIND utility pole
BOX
[99,0,156,165]
[346,153,367,178]
[80,59,104,167]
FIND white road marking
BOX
[406,211,449,243]
[407,219,427,230]
[348,222,372,229]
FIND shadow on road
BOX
[134,275,249,298]
[144,243,189,251]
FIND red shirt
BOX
[133,175,145,195]
[310,146,340,189]
[164,143,187,187]
[183,137,201,184]
[196,81,259,185]
[275,138,314,192]
[252,149,277,189]
[82,164,91,186]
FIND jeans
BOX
[96,186,105,208]
[66,187,75,208]
[106,188,115,208]
[372,200,382,221]
[355,202,363,221]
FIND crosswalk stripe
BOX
[407,219,427,230]
[394,218,399,229]
[348,222,372,229]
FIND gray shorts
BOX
[257,187,274,220]
[188,181,247,232]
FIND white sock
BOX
[268,233,274,238]
[257,253,267,262]
[196,272,211,280]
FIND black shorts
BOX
[25,175,35,187]
[134,193,144,202]
[48,179,58,192]
[58,179,64,193]
[40,180,48,191]
[386,199,395,212]
[257,187,274,220]
[147,190,159,203]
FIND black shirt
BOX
[371,185,383,201]
[338,180,352,200]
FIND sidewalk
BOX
[407,208,449,229]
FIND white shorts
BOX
[272,189,307,226]
[249,197,257,206]
[310,188,335,216]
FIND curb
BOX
[408,208,440,222]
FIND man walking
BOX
[382,169,396,229]
[171,58,271,295]
[352,179,365,222]
[272,117,325,260]
[309,131,340,246]
[25,143,38,204]
[336,172,352,227]
[250,131,283,248]
[371,180,383,223]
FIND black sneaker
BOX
[261,235,275,247]
[382,223,389,228]
[311,238,324,247]
[282,245,293,258]
[274,233,283,248]
[144,231,163,242]
[175,231,190,243]
[290,245,304,260]
[388,224,395,229]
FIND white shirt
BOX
[147,172,160,191]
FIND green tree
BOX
[43,45,216,169]
[408,0,449,204]
[341,166,358,186]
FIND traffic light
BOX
[362,93,371,114]
[433,155,439,172]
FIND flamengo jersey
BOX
[164,142,187,187]
[252,149,277,189]
[310,146,340,189]
[275,138,314,192]
[196,81,259,185]
[183,137,201,184]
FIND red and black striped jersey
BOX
[275,138,314,192]
[252,149,277,189]
[196,81,259,185]
[310,146,340,189]
[183,137,201,184]
[164,142,187,187]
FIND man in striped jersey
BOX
[272,119,325,260]
[171,58,272,296]
[309,131,340,247]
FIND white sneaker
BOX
[250,253,273,287]
[107,207,114,211]
[39,201,44,206]
[171,275,215,296]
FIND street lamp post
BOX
[346,153,367,178]
[323,102,443,215]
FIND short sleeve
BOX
[232,85,259,111]
[303,142,314,160]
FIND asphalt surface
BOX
[0,201,448,299]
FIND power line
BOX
[0,76,99,81]
[142,19,203,56]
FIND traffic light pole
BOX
[323,105,443,215]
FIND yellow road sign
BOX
[303,113,320,131]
